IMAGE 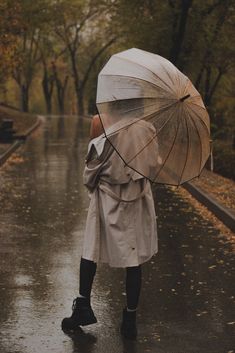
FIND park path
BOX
[0,116,234,353]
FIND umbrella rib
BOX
[105,101,178,137]
[186,107,203,172]
[125,105,178,164]
[111,56,175,93]
[118,101,172,115]
[99,110,205,187]
[186,105,210,134]
[178,114,190,184]
[98,113,155,182]
[176,70,181,92]
[99,74,172,96]
[110,91,174,102]
[126,133,158,164]
[153,112,181,182]
[182,77,191,96]
[146,52,183,85]
[189,100,207,109]
[158,60,179,88]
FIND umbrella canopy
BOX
[96,48,210,185]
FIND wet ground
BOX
[0,116,234,353]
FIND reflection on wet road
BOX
[0,116,234,353]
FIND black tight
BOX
[126,265,142,310]
[79,258,97,299]
[79,258,142,310]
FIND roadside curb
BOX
[23,115,42,137]
[184,182,235,232]
[0,116,42,167]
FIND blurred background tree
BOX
[0,0,234,177]
[110,0,235,178]
[0,0,23,86]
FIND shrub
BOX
[212,141,235,180]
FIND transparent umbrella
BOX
[96,48,210,185]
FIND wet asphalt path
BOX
[0,116,234,353]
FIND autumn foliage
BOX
[0,1,24,82]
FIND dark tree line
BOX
[0,0,234,142]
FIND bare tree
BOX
[52,61,69,115]
[12,30,41,111]
[54,0,117,117]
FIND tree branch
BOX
[208,67,224,102]
[169,0,193,65]
[81,36,117,90]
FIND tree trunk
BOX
[170,0,193,66]
[52,62,68,115]
[42,70,53,114]
[195,66,205,90]
[77,89,84,117]
[67,35,116,118]
[204,66,211,107]
[70,51,82,117]
[55,76,68,115]
[57,87,65,114]
[21,85,29,112]
[42,69,54,114]
[205,67,223,108]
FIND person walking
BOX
[62,113,158,340]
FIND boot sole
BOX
[61,315,97,331]
[80,315,97,326]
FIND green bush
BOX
[212,141,235,180]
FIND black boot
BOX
[120,308,137,340]
[61,297,97,331]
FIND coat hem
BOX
[82,250,158,268]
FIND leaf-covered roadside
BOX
[0,104,37,133]
[174,185,235,250]
[190,169,235,212]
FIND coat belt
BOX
[98,180,147,202]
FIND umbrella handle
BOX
[180,94,190,102]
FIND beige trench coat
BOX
[82,120,158,268]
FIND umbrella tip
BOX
[180,94,190,102]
